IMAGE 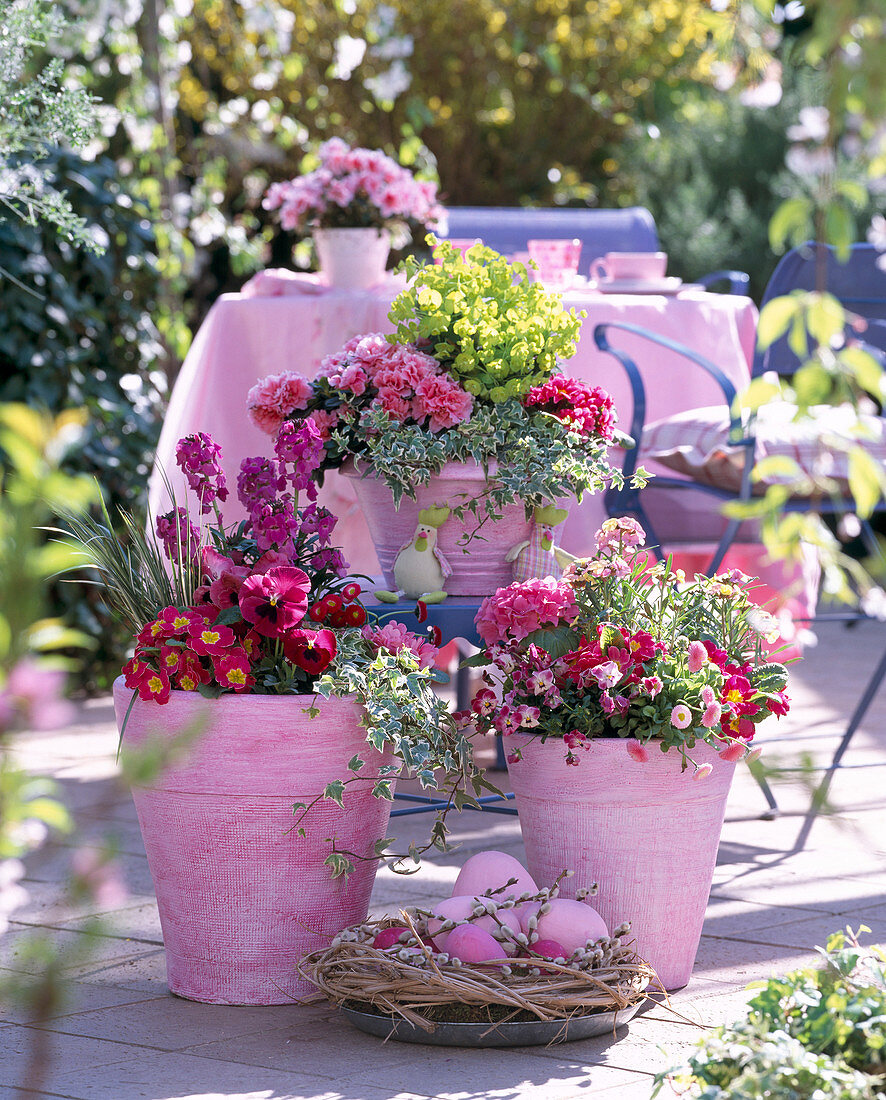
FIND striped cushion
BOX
[640,402,886,493]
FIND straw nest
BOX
[299,895,656,1031]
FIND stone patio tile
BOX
[0,978,163,1026]
[336,1044,644,1100]
[702,895,821,936]
[11,881,156,927]
[31,1048,435,1100]
[641,986,756,1029]
[1,925,163,977]
[724,908,886,951]
[690,935,819,984]
[0,1028,136,1089]
[40,996,327,1053]
[59,947,168,990]
[709,869,886,912]
[54,901,163,944]
[181,1015,529,1079]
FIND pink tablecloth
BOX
[153,271,819,652]
[151,270,758,567]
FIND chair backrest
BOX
[753,242,886,377]
[442,206,659,271]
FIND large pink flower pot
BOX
[113,679,394,1005]
[506,734,735,990]
[343,459,565,596]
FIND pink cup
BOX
[527,238,582,285]
[591,251,668,282]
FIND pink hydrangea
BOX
[475,577,578,646]
[362,621,438,670]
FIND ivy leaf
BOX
[323,780,345,806]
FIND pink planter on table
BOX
[343,459,567,597]
[506,733,735,991]
[113,679,394,1005]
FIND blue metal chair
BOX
[443,206,750,292]
[593,241,886,813]
[361,596,518,818]
[443,205,658,271]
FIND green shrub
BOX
[0,151,166,690]
[656,928,886,1099]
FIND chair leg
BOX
[748,758,779,820]
[813,638,886,808]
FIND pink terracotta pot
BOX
[113,678,394,1005]
[342,458,567,597]
[506,733,736,991]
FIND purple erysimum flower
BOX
[251,498,298,553]
[155,507,200,564]
[298,503,337,545]
[274,419,325,493]
[238,566,311,637]
[175,432,228,514]
[237,456,284,516]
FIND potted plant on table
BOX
[246,239,625,597]
[262,137,444,290]
[63,422,480,1006]
[459,516,791,990]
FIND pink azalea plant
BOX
[262,137,443,237]
[460,518,791,777]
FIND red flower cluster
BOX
[702,640,789,740]
[124,605,260,701]
[123,562,357,701]
[523,375,615,440]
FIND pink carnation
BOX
[413,374,474,432]
[374,389,412,422]
[246,372,313,435]
[475,577,578,646]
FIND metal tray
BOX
[341,1001,643,1047]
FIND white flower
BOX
[365,60,412,103]
[861,586,886,621]
[332,36,366,80]
[787,106,830,144]
[867,215,886,272]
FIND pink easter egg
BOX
[531,938,568,960]
[533,899,608,955]
[452,851,537,907]
[427,896,487,948]
[372,925,408,950]
[445,924,506,965]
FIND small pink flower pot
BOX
[506,733,736,990]
[114,679,394,1005]
[343,458,568,597]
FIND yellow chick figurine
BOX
[375,504,451,603]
